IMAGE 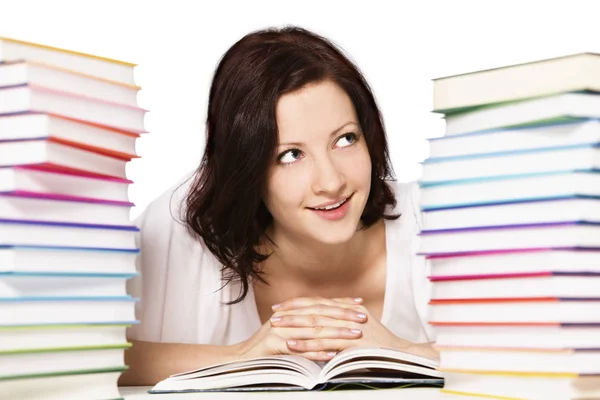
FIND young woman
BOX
[121,26,436,386]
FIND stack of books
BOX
[0,37,145,399]
[418,53,600,399]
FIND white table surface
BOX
[119,386,464,399]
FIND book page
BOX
[168,354,322,380]
[151,355,324,392]
[319,347,440,382]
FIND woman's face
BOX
[263,79,372,245]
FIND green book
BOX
[0,323,132,353]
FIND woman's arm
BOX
[401,340,439,360]
[118,339,239,386]
[121,179,236,386]
[120,297,380,386]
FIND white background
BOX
[2,0,599,219]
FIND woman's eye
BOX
[336,133,358,148]
[278,149,303,164]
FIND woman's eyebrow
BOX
[278,121,358,147]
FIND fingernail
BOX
[287,340,297,346]
[350,328,362,335]
[356,312,367,319]
[271,304,280,310]
[327,351,337,357]
[270,316,281,322]
[354,297,363,303]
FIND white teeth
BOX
[313,198,347,211]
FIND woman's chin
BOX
[305,225,360,246]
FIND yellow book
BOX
[0,37,136,85]
[440,368,600,399]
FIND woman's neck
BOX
[259,219,385,287]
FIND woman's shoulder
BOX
[128,172,231,343]
[133,171,219,276]
[134,172,194,230]
[384,179,422,237]
[383,180,435,343]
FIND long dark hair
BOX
[184,26,398,304]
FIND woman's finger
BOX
[273,304,368,323]
[294,351,338,362]
[257,331,342,362]
[272,296,362,312]
[286,338,358,353]
[270,314,363,330]
[271,326,362,340]
[332,297,364,305]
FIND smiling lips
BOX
[311,196,350,210]
[307,193,353,221]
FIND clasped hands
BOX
[235,296,435,362]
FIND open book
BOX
[149,346,444,392]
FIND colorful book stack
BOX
[418,53,600,399]
[0,37,145,400]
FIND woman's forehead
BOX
[276,81,358,143]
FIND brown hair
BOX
[184,26,398,304]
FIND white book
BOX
[0,139,129,179]
[419,222,600,255]
[441,369,600,400]
[434,325,600,349]
[421,144,600,184]
[0,167,130,203]
[151,347,442,392]
[2,345,129,378]
[444,93,600,136]
[438,347,600,374]
[419,171,600,208]
[0,273,135,297]
[428,119,600,159]
[0,113,138,158]
[0,36,136,85]
[431,274,600,299]
[433,52,600,112]
[0,193,132,226]
[0,245,138,274]
[422,197,600,231]
[0,297,137,326]
[0,85,145,133]
[2,368,124,400]
[430,299,600,324]
[0,324,129,352]
[0,297,136,325]
[0,61,139,107]
[0,219,138,249]
[428,249,600,276]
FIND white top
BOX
[127,174,435,345]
